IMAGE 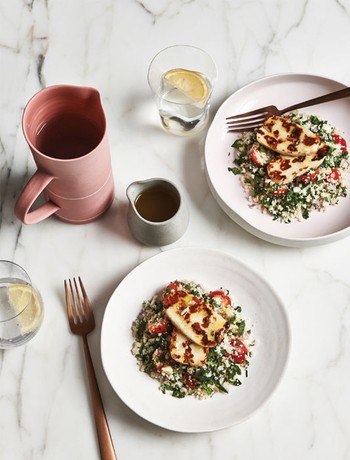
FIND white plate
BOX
[205,73,350,247]
[101,247,290,432]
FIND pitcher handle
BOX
[15,170,60,224]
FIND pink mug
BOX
[15,85,115,224]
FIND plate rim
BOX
[205,72,350,247]
[100,246,291,432]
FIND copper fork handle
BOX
[83,336,117,460]
[282,86,350,114]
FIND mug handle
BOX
[14,170,60,224]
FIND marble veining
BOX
[1,0,350,459]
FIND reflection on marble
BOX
[1,0,350,459]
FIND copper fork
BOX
[64,277,117,460]
[226,86,350,132]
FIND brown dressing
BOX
[135,185,180,222]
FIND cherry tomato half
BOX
[270,186,288,196]
[326,168,340,182]
[229,338,248,364]
[250,145,269,166]
[298,171,318,183]
[163,281,187,307]
[208,290,232,308]
[250,146,264,166]
[147,320,168,335]
[332,133,347,153]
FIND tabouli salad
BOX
[229,112,350,222]
[131,280,254,399]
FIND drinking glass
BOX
[148,45,217,136]
[0,260,44,348]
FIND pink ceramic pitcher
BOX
[15,85,115,224]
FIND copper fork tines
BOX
[64,277,117,460]
[226,86,350,133]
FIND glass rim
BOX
[147,44,218,100]
[0,259,32,281]
[0,260,34,322]
[149,44,215,59]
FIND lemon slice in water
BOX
[8,284,43,334]
[163,68,209,101]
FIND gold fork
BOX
[64,277,117,460]
[226,86,350,132]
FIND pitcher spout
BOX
[126,179,152,204]
[126,181,143,208]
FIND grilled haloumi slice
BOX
[170,328,208,366]
[257,115,321,156]
[267,144,330,184]
[164,293,227,348]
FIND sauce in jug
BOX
[135,184,180,222]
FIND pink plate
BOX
[205,73,350,247]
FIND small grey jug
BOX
[126,178,189,246]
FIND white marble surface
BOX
[1,0,350,459]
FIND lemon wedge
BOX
[8,284,43,334]
[163,68,209,101]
